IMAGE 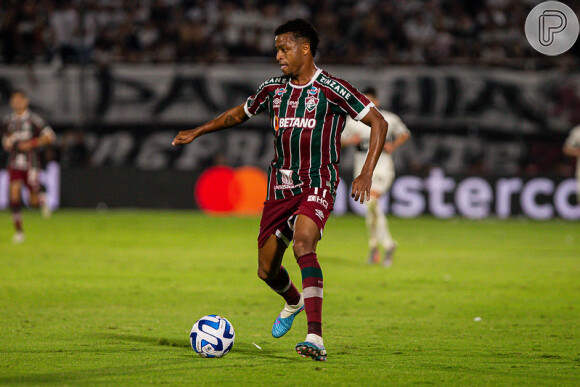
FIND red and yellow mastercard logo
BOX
[194,166,268,215]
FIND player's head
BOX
[274,19,319,77]
[363,87,380,108]
[9,90,29,114]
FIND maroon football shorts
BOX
[9,168,41,192]
[257,187,334,248]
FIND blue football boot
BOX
[271,294,304,338]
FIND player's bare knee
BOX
[9,187,20,201]
[292,238,314,259]
[256,265,269,281]
[257,267,268,281]
[30,197,40,207]
[257,264,278,281]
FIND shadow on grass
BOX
[97,332,190,348]
[99,332,298,362]
[98,333,295,359]
[0,336,298,384]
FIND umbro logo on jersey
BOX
[273,97,281,108]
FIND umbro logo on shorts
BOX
[315,209,324,220]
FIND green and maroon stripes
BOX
[298,252,323,331]
[247,69,371,201]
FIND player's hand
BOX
[172,129,199,146]
[351,172,372,204]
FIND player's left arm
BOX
[0,119,12,151]
[351,107,388,203]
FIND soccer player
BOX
[2,90,56,243]
[341,87,410,267]
[563,124,580,202]
[172,19,388,361]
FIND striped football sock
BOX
[297,252,323,337]
[265,266,301,306]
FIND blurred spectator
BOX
[0,0,576,69]
[49,1,79,67]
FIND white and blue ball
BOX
[190,315,235,358]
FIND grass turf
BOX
[0,210,578,385]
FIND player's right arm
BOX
[172,103,249,146]
[351,107,388,203]
[2,134,13,151]
[1,118,13,151]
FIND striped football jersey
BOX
[244,68,373,200]
[2,110,54,171]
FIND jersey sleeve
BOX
[326,78,374,121]
[244,81,271,118]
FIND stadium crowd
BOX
[1,0,577,69]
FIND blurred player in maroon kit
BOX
[174,19,388,361]
[2,90,56,243]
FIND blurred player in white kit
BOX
[341,87,410,267]
[563,124,580,202]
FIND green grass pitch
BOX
[1,210,578,385]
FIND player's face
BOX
[10,93,29,113]
[275,33,309,77]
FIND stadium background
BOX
[0,0,579,219]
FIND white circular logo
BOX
[525,1,579,56]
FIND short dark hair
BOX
[275,19,319,57]
[363,87,377,96]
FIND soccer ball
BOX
[190,315,235,358]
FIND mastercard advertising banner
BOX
[193,166,579,220]
[194,166,268,215]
